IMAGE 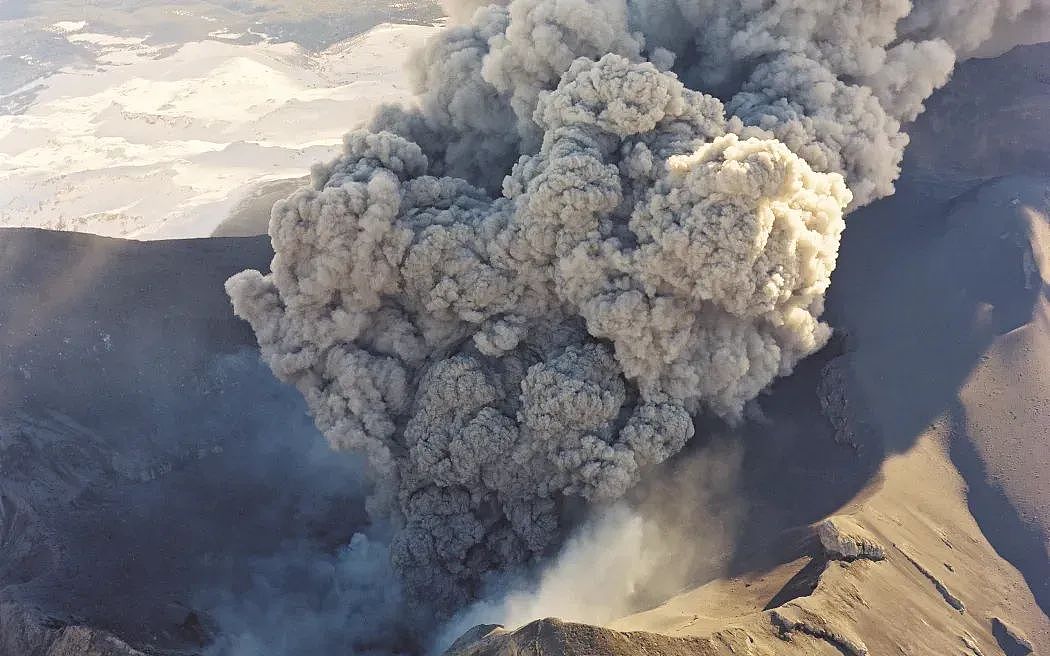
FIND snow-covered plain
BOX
[0,21,437,239]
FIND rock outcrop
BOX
[816,516,886,561]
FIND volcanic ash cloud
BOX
[226,0,1047,612]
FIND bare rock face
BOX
[992,617,1035,655]
[816,354,873,449]
[816,517,885,562]
[0,230,375,656]
[37,627,146,656]
[442,618,762,656]
[770,606,869,656]
[0,603,145,656]
[444,624,507,654]
[894,544,966,613]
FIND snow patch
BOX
[0,22,438,239]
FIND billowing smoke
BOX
[226,0,1047,622]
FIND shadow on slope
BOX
[0,229,380,654]
[825,175,1049,612]
[715,43,1050,614]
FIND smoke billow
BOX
[226,0,1048,626]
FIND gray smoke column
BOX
[227,0,1046,612]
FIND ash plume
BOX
[226,0,1047,619]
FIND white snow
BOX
[207,29,246,40]
[0,22,436,239]
[50,21,87,33]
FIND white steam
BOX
[441,506,660,638]
[226,0,1048,623]
[435,437,744,651]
